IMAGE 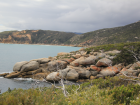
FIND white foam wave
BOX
[14,78,35,81]
[0,77,4,78]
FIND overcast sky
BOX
[0,0,140,33]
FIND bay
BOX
[0,43,81,93]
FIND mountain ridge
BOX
[0,21,140,46]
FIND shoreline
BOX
[0,42,84,47]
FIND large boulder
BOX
[100,66,121,76]
[96,58,112,67]
[20,61,39,72]
[66,69,79,81]
[90,65,101,76]
[47,60,68,72]
[70,56,98,67]
[13,61,28,71]
[46,72,60,81]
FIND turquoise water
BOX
[0,43,81,93]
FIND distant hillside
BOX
[0,30,77,45]
[0,20,140,46]
[70,20,140,46]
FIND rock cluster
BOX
[1,49,140,82]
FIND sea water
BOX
[0,43,81,93]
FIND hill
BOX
[70,20,140,46]
[0,30,77,45]
[0,20,140,46]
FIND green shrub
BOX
[108,84,140,104]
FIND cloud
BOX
[0,0,140,33]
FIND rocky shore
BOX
[1,48,140,82]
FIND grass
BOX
[1,76,140,105]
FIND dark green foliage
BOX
[0,77,139,105]
[75,21,140,46]
[108,84,140,104]
[113,49,135,65]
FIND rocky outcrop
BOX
[2,47,140,83]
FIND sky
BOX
[0,0,140,33]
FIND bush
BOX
[108,84,140,104]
